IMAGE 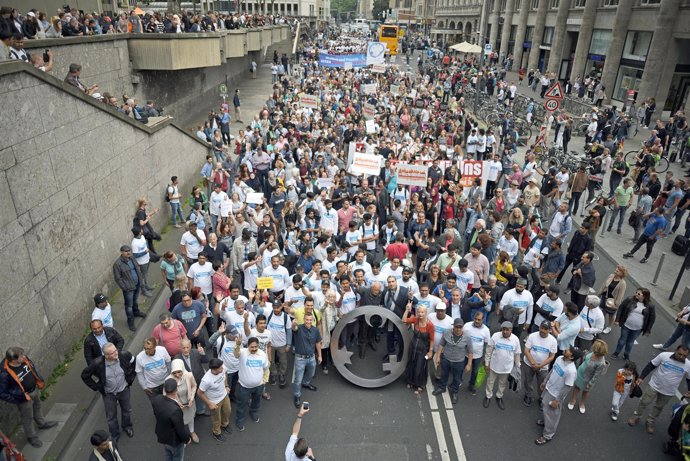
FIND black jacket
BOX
[81,352,136,395]
[382,286,409,318]
[566,231,593,260]
[83,327,125,366]
[112,256,142,292]
[615,297,656,335]
[151,394,190,446]
[174,350,209,384]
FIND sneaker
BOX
[251,415,260,423]
[652,344,666,350]
[496,397,505,410]
[579,405,586,414]
[567,402,575,410]
[222,425,233,434]
[451,393,458,404]
[173,224,182,228]
[279,375,287,388]
[646,421,655,434]
[133,312,147,318]
[37,421,58,430]
[470,387,477,396]
[536,419,545,427]
[617,229,621,234]
[27,437,43,448]
[236,424,245,432]
[628,415,640,426]
[640,257,648,263]
[269,375,277,386]
[611,411,618,421]
[602,327,611,334]
[611,353,619,359]
[483,397,490,408]
[523,396,533,407]
[322,367,329,375]
[622,253,633,258]
[212,432,226,442]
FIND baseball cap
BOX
[516,278,528,286]
[94,294,108,304]
[402,266,413,273]
[453,318,464,327]
[225,325,239,337]
[435,304,446,311]
[540,320,552,330]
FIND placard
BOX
[371,63,386,73]
[363,83,377,95]
[257,277,274,289]
[458,160,487,189]
[317,177,334,189]
[246,192,264,204]
[365,120,376,133]
[299,93,318,109]
[351,152,382,176]
[396,163,428,187]
[390,84,400,95]
[363,103,376,120]
[220,199,233,215]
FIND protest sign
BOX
[246,192,264,204]
[351,152,382,176]
[299,93,318,109]
[396,163,428,187]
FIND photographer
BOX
[285,405,315,461]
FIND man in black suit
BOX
[81,343,136,444]
[83,320,125,366]
[382,276,410,361]
[174,338,210,415]
[151,379,191,461]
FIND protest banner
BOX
[363,83,377,94]
[366,42,386,65]
[317,178,334,189]
[257,277,274,289]
[299,93,318,109]
[371,63,386,73]
[390,84,400,95]
[396,163,428,187]
[318,52,366,68]
[363,103,376,120]
[246,192,264,204]
[365,120,376,133]
[351,152,382,176]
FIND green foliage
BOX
[40,328,90,400]
[332,0,358,14]
[372,0,389,21]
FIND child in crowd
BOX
[610,361,638,421]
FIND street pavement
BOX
[27,54,690,461]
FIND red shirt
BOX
[385,242,409,261]
[337,207,356,233]
[151,320,187,357]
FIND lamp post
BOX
[474,0,489,112]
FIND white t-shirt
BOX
[249,328,273,355]
[264,308,290,347]
[534,294,564,326]
[135,346,171,389]
[262,266,291,292]
[262,248,280,269]
[360,222,379,251]
[285,285,310,308]
[463,322,491,359]
[545,356,577,399]
[180,230,206,260]
[285,434,305,461]
[499,288,534,325]
[167,184,181,204]
[339,290,358,315]
[199,366,229,404]
[131,236,150,265]
[487,160,501,181]
[187,262,213,295]
[555,171,570,193]
[215,336,240,372]
[237,348,269,388]
[451,269,475,297]
[92,304,114,328]
[429,313,453,352]
[399,278,419,296]
[649,352,690,396]
[625,302,646,331]
[345,229,363,255]
[218,295,249,318]
[242,261,260,291]
[349,260,372,275]
[524,332,558,370]
[381,265,403,282]
[224,311,256,344]
[210,190,229,216]
[415,294,444,312]
[577,306,605,341]
[487,332,521,374]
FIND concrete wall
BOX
[0,62,209,429]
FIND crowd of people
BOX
[0,6,297,40]
[3,21,690,460]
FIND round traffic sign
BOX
[544,98,560,112]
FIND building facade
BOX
[431,0,482,45]
[482,0,690,113]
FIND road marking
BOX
[426,444,434,460]
[425,376,469,461]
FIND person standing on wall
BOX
[233,89,242,124]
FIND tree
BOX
[372,0,388,22]
[332,0,358,17]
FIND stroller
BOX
[663,402,690,459]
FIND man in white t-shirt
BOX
[536,347,579,445]
[499,278,534,337]
[285,406,314,461]
[522,320,557,407]
[463,311,491,394]
[484,321,521,409]
[131,227,153,296]
[209,184,229,230]
[187,252,213,298]
[429,304,454,379]
[414,284,443,312]
[198,358,232,441]
[167,175,185,228]
[628,346,690,433]
[223,300,256,345]
[261,255,291,301]
[232,337,270,431]
[92,293,114,328]
[180,222,207,264]
[532,286,564,333]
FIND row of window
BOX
[497,0,660,11]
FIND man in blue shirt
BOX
[623,207,667,263]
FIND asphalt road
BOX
[60,51,682,461]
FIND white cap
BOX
[27,11,36,17]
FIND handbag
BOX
[630,384,643,398]
[475,364,487,387]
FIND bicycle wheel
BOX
[655,156,669,173]
[624,150,639,165]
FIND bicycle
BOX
[624,149,669,173]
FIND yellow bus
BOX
[378,24,399,55]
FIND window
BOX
[542,26,554,45]
[381,26,398,38]
[613,66,643,101]
[515,0,522,9]
[510,25,517,40]
[603,0,619,5]
[574,0,586,6]
[530,0,539,9]
[589,29,612,55]
[525,26,534,42]
[622,31,652,60]
[640,0,661,4]
[550,0,559,8]
[501,0,507,9]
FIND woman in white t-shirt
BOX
[612,288,656,361]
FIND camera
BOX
[43,49,50,63]
[303,402,309,410]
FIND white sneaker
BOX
[602,327,611,334]
[567,402,575,410]
[652,344,666,350]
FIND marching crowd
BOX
[3,23,690,461]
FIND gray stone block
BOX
[0,236,35,307]
[41,259,84,326]
[0,147,16,171]
[12,136,38,163]
[0,171,17,229]
[29,198,53,227]
[6,154,56,215]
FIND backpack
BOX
[267,311,291,347]
[213,335,226,359]
[164,184,171,202]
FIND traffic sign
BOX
[218,83,228,94]
[544,98,560,112]
[544,81,564,100]
[484,43,492,56]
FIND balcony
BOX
[128,34,222,70]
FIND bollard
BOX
[600,210,610,237]
[651,252,667,286]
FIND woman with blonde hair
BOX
[166,358,199,443]
[319,290,339,374]
[506,207,525,234]
[599,265,628,334]
[567,339,608,414]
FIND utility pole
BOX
[474,0,489,111]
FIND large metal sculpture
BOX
[329,305,412,388]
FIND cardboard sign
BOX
[363,83,377,95]
[390,84,400,95]
[257,277,274,289]
[458,160,486,189]
[371,63,386,73]
[396,163,428,187]
[299,93,319,109]
[220,199,233,216]
[365,119,376,133]
[246,192,264,204]
[363,103,376,120]
[351,152,382,176]
[317,177,334,189]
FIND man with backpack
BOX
[166,176,184,229]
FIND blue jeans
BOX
[226,371,239,402]
[122,286,141,323]
[170,202,184,226]
[164,443,185,461]
[439,357,465,393]
[662,324,690,349]
[464,356,483,390]
[608,205,628,232]
[293,355,316,398]
[236,384,264,427]
[614,326,642,359]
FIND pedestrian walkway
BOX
[18,63,277,460]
